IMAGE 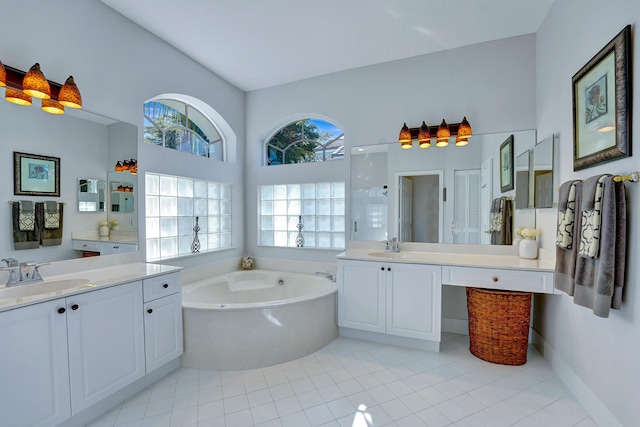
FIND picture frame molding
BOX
[572,25,632,171]
[13,151,61,197]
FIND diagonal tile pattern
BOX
[86,334,596,427]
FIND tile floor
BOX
[86,334,596,427]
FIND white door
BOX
[67,281,145,414]
[144,293,184,373]
[338,260,385,333]
[0,299,71,427]
[399,177,413,242]
[386,263,442,341]
[481,156,493,244]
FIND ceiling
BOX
[101,0,556,92]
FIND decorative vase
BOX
[99,225,110,237]
[191,216,201,253]
[295,215,304,247]
[519,238,538,259]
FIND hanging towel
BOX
[490,197,512,245]
[554,180,582,296]
[18,200,35,231]
[44,201,60,229]
[573,175,626,318]
[36,202,64,247]
[12,202,39,250]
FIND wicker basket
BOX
[466,287,532,365]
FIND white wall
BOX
[0,0,245,268]
[535,1,640,425]
[246,34,538,262]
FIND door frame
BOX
[395,170,444,243]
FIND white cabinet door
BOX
[338,260,385,333]
[144,292,183,373]
[0,299,71,427]
[67,281,145,414]
[386,263,442,341]
[100,242,138,255]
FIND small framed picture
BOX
[500,135,514,193]
[572,25,631,170]
[14,152,61,197]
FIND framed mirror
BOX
[77,178,106,212]
[108,171,136,213]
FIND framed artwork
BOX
[14,152,60,197]
[572,25,631,171]
[500,135,514,192]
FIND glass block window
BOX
[144,99,224,161]
[145,173,231,261]
[266,119,344,165]
[259,182,345,249]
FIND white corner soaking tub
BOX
[181,270,338,370]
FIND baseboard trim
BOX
[339,327,440,352]
[531,330,622,426]
[442,317,468,335]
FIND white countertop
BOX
[72,231,138,244]
[337,248,555,272]
[0,262,181,313]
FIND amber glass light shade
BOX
[435,119,450,147]
[115,161,123,172]
[455,116,472,146]
[6,88,32,106]
[399,122,412,149]
[23,63,51,99]
[0,60,6,87]
[41,99,65,115]
[58,76,82,108]
[418,121,431,148]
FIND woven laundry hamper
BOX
[466,287,532,365]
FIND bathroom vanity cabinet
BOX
[143,273,183,372]
[0,269,182,427]
[72,239,138,255]
[337,248,555,350]
[338,259,441,344]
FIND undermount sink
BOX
[0,279,91,299]
[367,251,413,259]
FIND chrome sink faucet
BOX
[383,237,400,252]
[1,259,48,286]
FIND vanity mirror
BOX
[515,150,532,210]
[0,98,138,262]
[533,135,555,208]
[77,178,106,212]
[350,129,537,245]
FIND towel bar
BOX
[8,201,66,205]
[557,172,640,191]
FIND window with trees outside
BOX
[144,99,224,161]
[266,119,344,165]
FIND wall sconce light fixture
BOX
[0,59,82,115]
[398,117,472,149]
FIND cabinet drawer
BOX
[72,240,100,252]
[143,272,181,302]
[442,266,555,294]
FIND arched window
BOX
[144,98,224,161]
[266,119,344,165]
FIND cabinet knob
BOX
[147,308,153,314]
[492,277,499,282]
[71,304,79,310]
[387,267,391,271]
[380,266,384,271]
[57,307,66,314]
[163,283,169,289]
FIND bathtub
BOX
[181,270,338,370]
